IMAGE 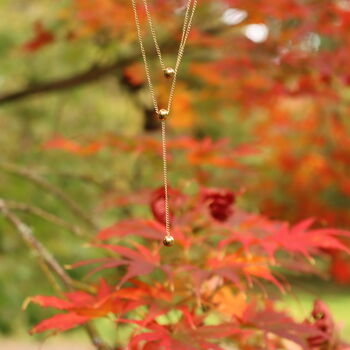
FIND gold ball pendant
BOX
[158,109,169,121]
[163,67,175,79]
[163,235,175,247]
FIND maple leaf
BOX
[306,300,336,349]
[212,287,247,318]
[220,214,350,260]
[173,137,241,168]
[29,279,173,335]
[22,21,54,52]
[150,186,180,226]
[30,313,90,334]
[129,308,242,350]
[241,304,322,348]
[43,135,102,155]
[278,218,350,257]
[208,252,284,291]
[97,219,190,248]
[71,243,165,287]
[43,136,81,154]
[98,219,166,241]
[201,187,236,222]
[28,279,144,334]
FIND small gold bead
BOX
[163,235,175,247]
[158,109,169,121]
[163,67,175,79]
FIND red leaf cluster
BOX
[202,188,235,222]
[305,300,340,349]
[22,21,54,52]
[28,186,350,349]
[28,279,144,333]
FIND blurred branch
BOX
[0,162,98,230]
[0,199,73,288]
[0,199,111,350]
[84,323,113,350]
[0,57,134,105]
[0,21,230,106]
[0,23,231,132]
[4,199,91,238]
[0,52,159,131]
[55,171,113,191]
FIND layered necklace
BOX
[131,0,198,246]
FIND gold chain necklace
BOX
[131,0,198,247]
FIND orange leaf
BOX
[212,287,247,317]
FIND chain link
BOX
[142,0,197,73]
[141,0,166,70]
[130,0,198,241]
[131,0,160,112]
[168,0,198,112]
[161,121,171,237]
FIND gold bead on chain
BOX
[158,109,169,120]
[163,235,175,247]
[163,67,175,79]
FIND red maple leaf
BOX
[208,252,284,291]
[28,279,139,333]
[201,187,236,222]
[150,186,177,226]
[70,242,166,287]
[220,215,350,259]
[43,135,102,155]
[241,303,322,348]
[128,307,242,350]
[97,218,190,248]
[22,21,54,52]
[98,219,166,241]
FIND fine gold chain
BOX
[130,0,198,245]
[131,0,198,113]
[166,0,198,112]
[142,0,197,73]
[143,0,198,112]
[131,0,160,112]
[161,121,171,239]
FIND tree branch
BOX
[0,56,134,105]
[0,22,231,106]
[0,199,73,288]
[0,162,98,230]
[5,199,90,238]
[0,199,111,350]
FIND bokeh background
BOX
[0,0,350,348]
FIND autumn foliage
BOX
[4,0,349,348]
[20,0,349,228]
[27,181,350,349]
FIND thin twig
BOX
[36,254,63,295]
[84,323,113,350]
[0,199,73,288]
[5,199,91,238]
[0,162,98,229]
[0,198,95,293]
